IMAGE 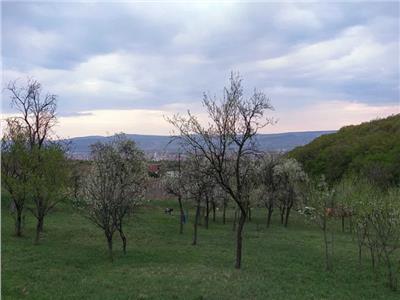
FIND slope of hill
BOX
[65,130,335,159]
[289,114,400,186]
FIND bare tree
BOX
[303,177,335,271]
[214,185,230,225]
[7,78,57,150]
[112,136,147,254]
[336,178,367,266]
[82,146,117,260]
[202,167,217,229]
[167,73,274,269]
[179,155,214,245]
[273,158,307,227]
[257,153,281,227]
[346,182,400,291]
[76,135,147,260]
[366,188,400,291]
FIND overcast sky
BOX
[1,1,399,138]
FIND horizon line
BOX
[61,129,338,140]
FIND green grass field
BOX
[2,197,399,299]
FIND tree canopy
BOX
[289,114,400,187]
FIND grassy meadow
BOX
[2,196,399,299]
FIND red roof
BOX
[148,164,161,173]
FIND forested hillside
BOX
[289,114,400,187]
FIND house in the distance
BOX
[148,164,161,177]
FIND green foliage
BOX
[289,114,400,187]
[1,134,32,204]
[1,122,69,237]
[29,145,70,206]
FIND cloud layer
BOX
[2,2,399,137]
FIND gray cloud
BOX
[2,2,399,118]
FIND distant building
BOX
[148,163,161,177]
[166,170,178,178]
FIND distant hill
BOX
[65,130,335,159]
[289,114,400,187]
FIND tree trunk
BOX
[349,216,353,234]
[223,202,226,225]
[198,207,203,225]
[247,207,252,222]
[74,177,79,199]
[280,207,285,225]
[178,195,184,234]
[322,219,332,271]
[192,204,201,245]
[369,246,375,272]
[235,209,247,269]
[118,227,127,254]
[15,209,23,237]
[212,201,216,222]
[34,195,45,233]
[341,216,345,232]
[383,250,397,291]
[38,215,44,232]
[106,234,114,262]
[284,206,291,227]
[34,217,44,244]
[38,221,44,232]
[205,195,209,229]
[266,206,273,228]
[233,209,238,231]
[34,220,41,244]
